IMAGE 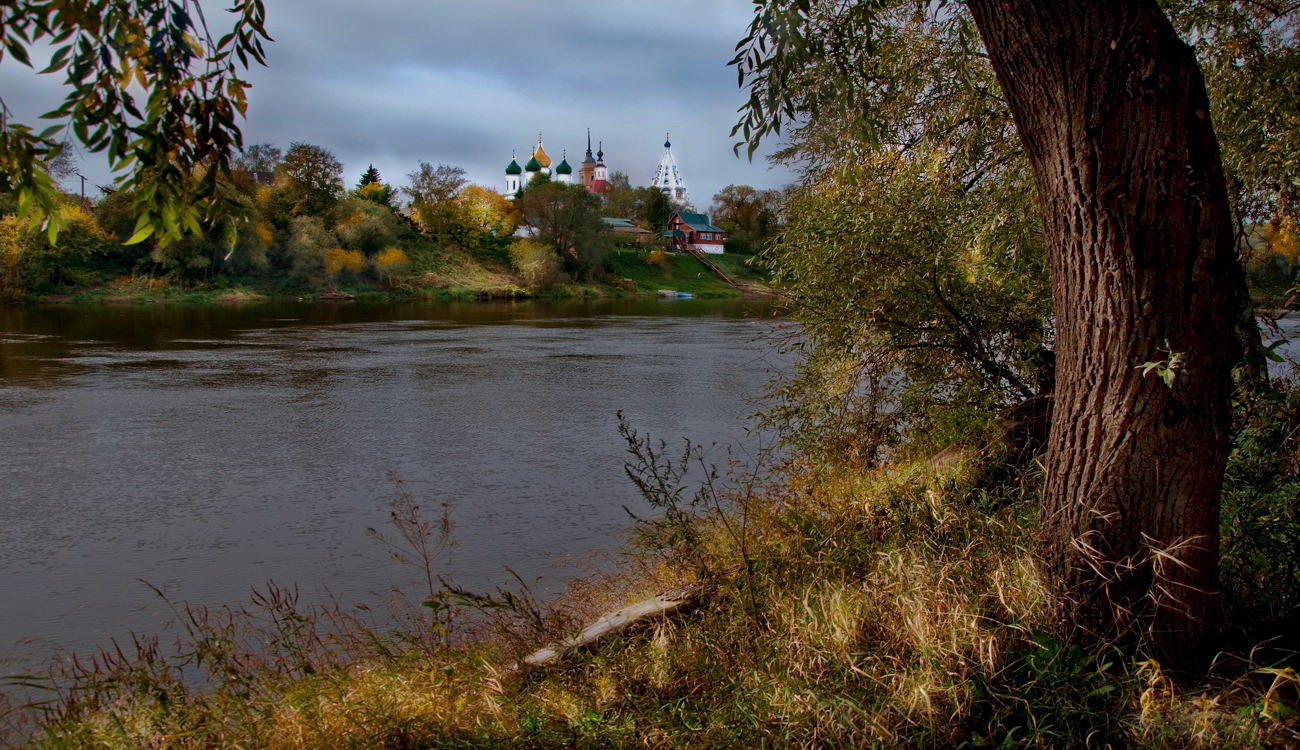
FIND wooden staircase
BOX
[683,246,774,297]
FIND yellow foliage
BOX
[645,249,671,267]
[57,204,102,236]
[255,186,273,206]
[324,247,364,276]
[1271,215,1297,263]
[375,246,407,269]
[1,216,23,301]
[509,238,563,289]
[359,182,390,202]
[336,211,365,229]
[459,184,520,236]
[254,222,273,249]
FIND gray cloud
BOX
[3,1,793,208]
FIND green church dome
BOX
[554,159,572,175]
[523,156,542,172]
[505,159,522,175]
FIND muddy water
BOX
[0,298,787,661]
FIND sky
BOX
[1,0,796,210]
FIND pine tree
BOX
[357,164,382,190]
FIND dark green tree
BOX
[639,188,674,232]
[357,164,382,189]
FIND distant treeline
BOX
[0,142,788,302]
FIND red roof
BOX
[587,179,610,194]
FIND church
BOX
[503,131,687,205]
[651,134,688,206]
[502,134,575,199]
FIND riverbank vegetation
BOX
[0,149,777,305]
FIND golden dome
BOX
[532,143,551,169]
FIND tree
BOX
[234,143,283,175]
[354,164,395,209]
[1,0,270,245]
[403,162,467,206]
[43,144,78,183]
[459,184,519,239]
[709,184,783,254]
[639,188,674,232]
[403,162,468,241]
[1163,2,1300,270]
[745,8,1051,463]
[515,180,609,277]
[735,0,1270,657]
[602,183,675,232]
[278,142,344,216]
[357,164,382,189]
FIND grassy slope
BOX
[605,248,764,297]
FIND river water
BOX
[0,298,787,663]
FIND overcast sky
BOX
[2,0,796,209]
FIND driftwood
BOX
[521,584,701,668]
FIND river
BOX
[0,298,788,664]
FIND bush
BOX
[1221,382,1300,626]
[285,216,335,287]
[645,249,671,267]
[373,246,409,283]
[324,247,364,278]
[509,238,565,290]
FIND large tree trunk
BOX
[965,1,1247,658]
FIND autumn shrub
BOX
[332,196,398,255]
[373,246,408,283]
[644,248,670,267]
[508,238,564,290]
[323,247,364,278]
[253,221,274,249]
[0,204,108,297]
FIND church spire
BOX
[652,133,687,206]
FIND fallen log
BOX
[521,584,701,668]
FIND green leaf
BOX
[124,223,155,245]
[4,38,33,67]
[39,44,72,73]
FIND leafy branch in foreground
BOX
[0,0,271,245]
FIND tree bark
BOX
[964,1,1246,658]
